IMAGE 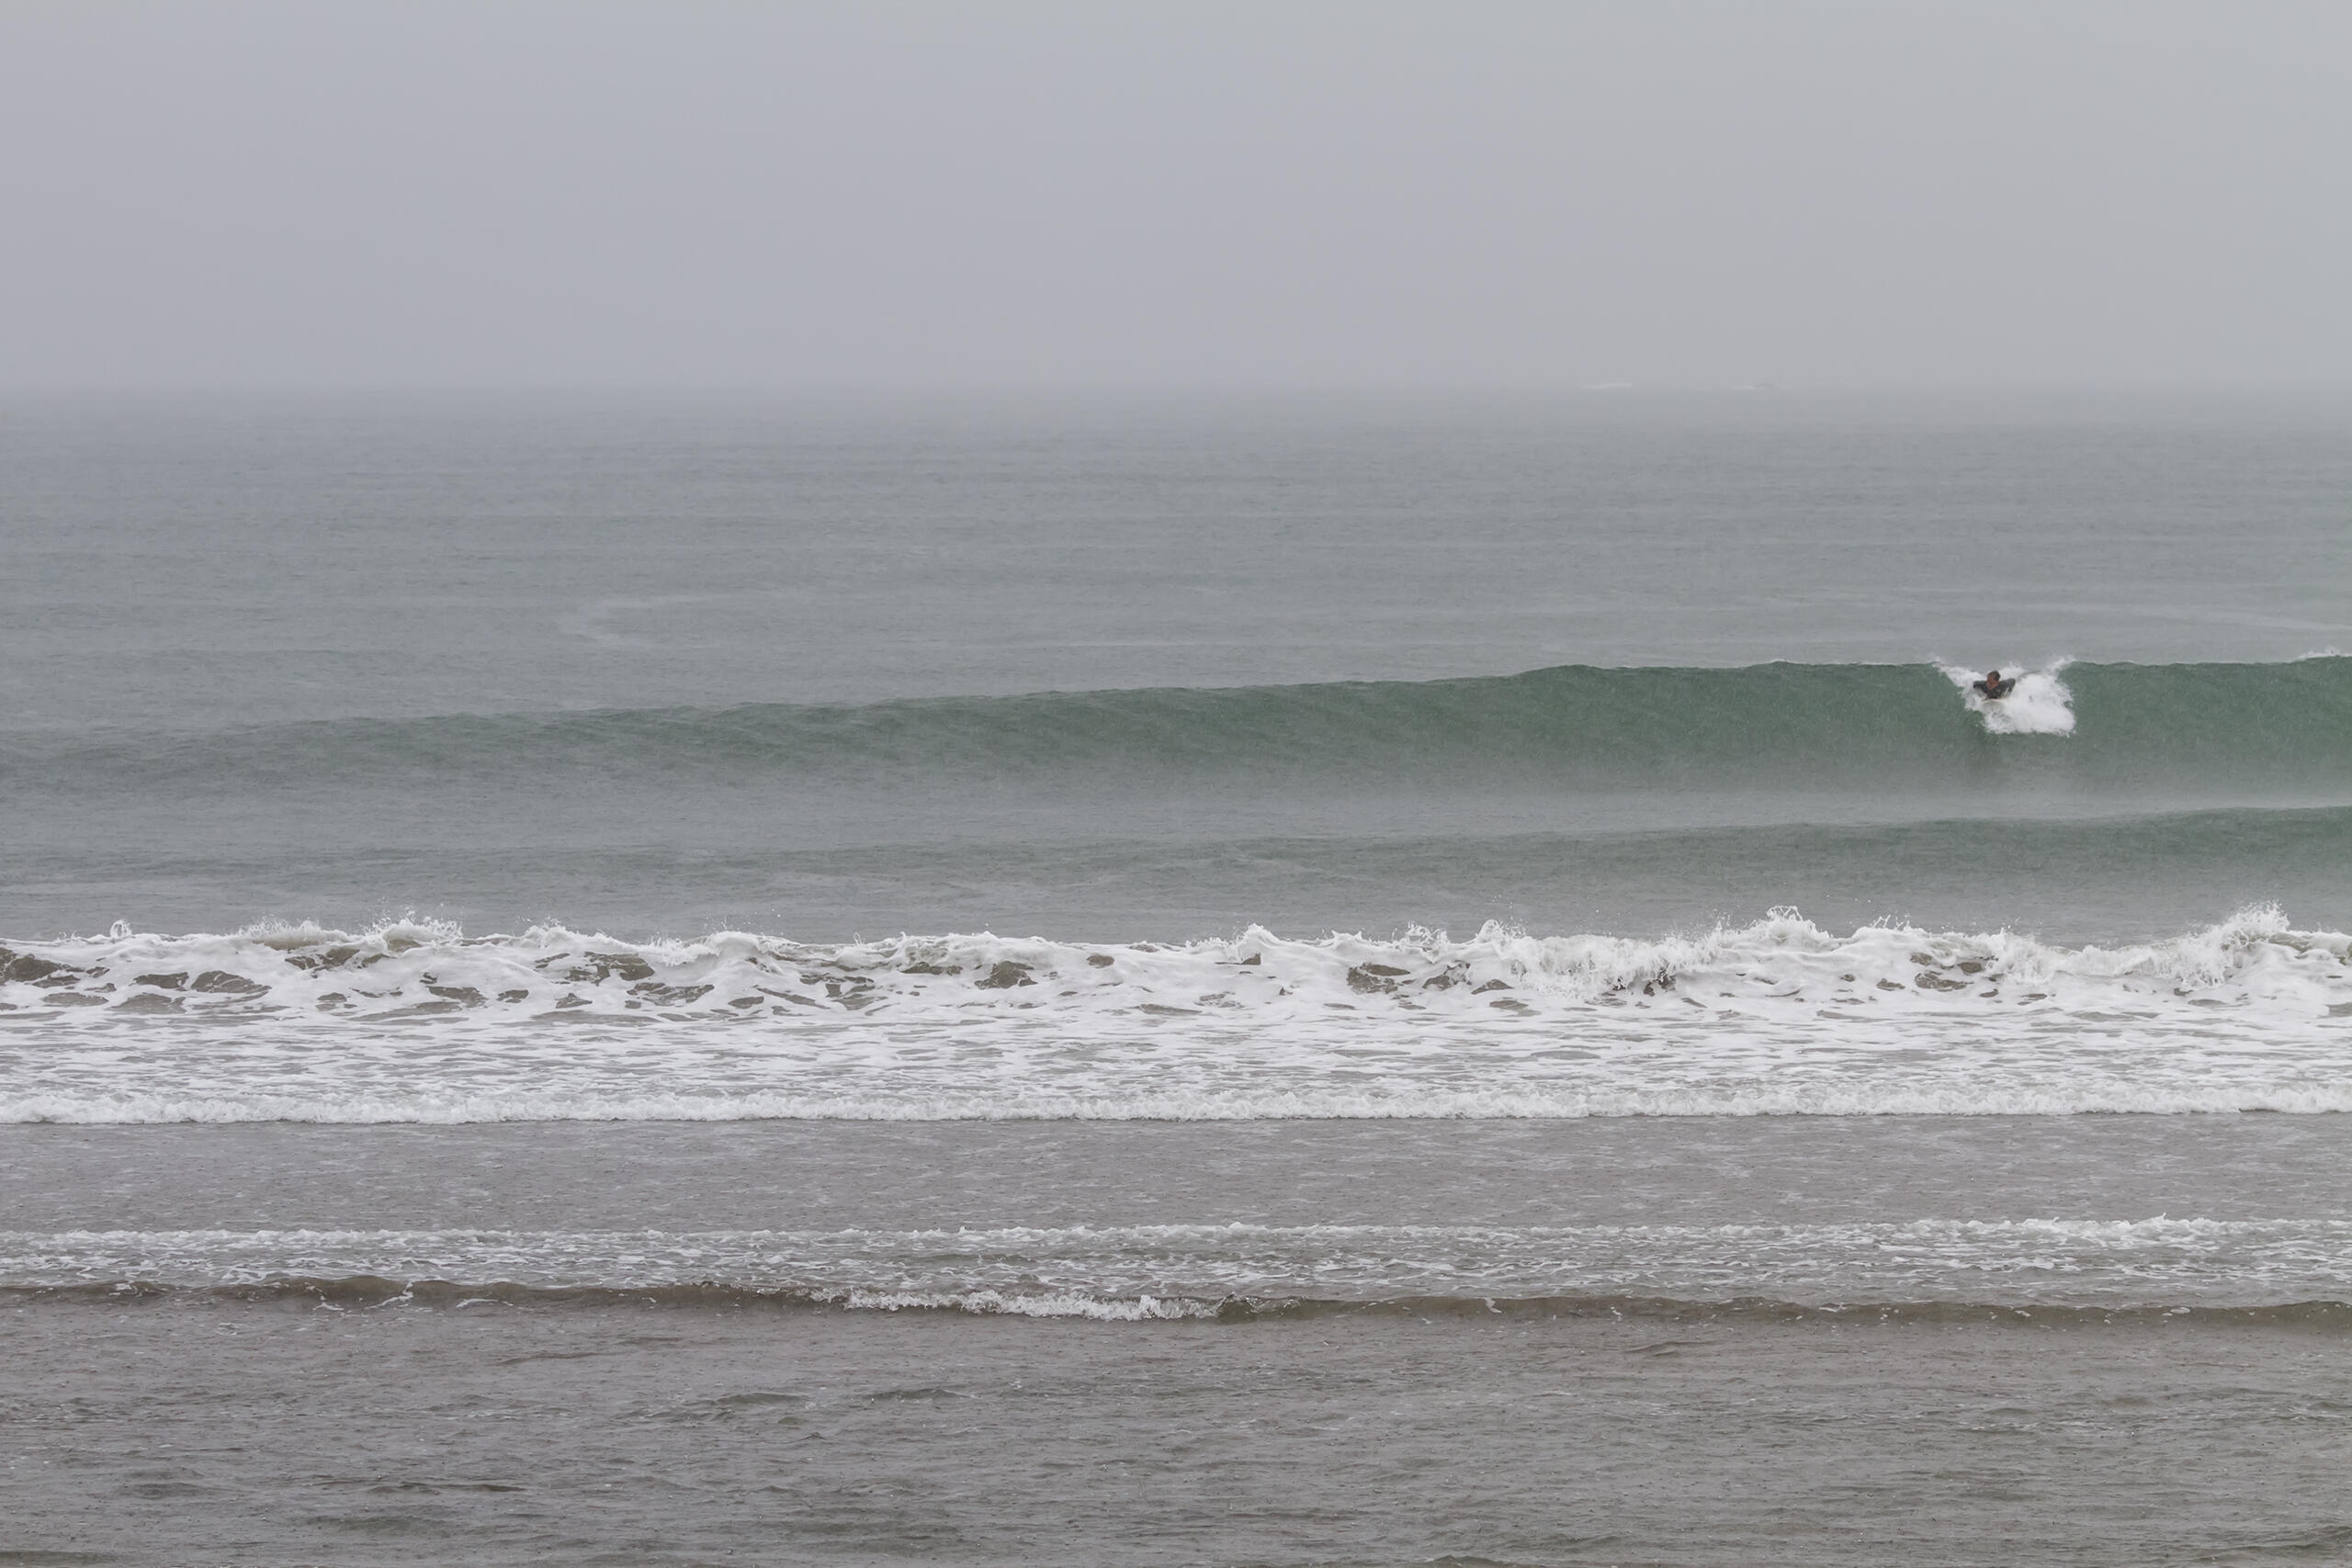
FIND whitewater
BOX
[6,906,2347,1123]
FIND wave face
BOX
[6,908,2347,1124]
[8,657,2349,796]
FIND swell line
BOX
[14,1280,2348,1328]
[6,658,2347,795]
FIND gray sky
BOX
[4,1,2346,386]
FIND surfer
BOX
[1973,669,2017,700]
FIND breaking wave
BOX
[7,904,2346,1026]
[5,908,2347,1124]
[1938,659,2076,735]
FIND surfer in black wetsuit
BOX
[1973,670,2017,699]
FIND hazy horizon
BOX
[6,1,2346,389]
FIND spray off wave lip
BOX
[1939,659,2077,734]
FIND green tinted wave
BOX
[11,658,2349,793]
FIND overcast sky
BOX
[4,1,2346,386]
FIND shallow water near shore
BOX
[14,1294,2351,1568]
[6,1116,2352,1565]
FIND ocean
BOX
[4,388,2349,1565]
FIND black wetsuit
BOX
[1973,676,2016,699]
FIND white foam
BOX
[1939,659,2075,734]
[5,908,2346,1123]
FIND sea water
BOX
[3,389,2349,1565]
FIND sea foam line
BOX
[8,1080,2352,1126]
[6,905,2346,1029]
[9,1218,2346,1311]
